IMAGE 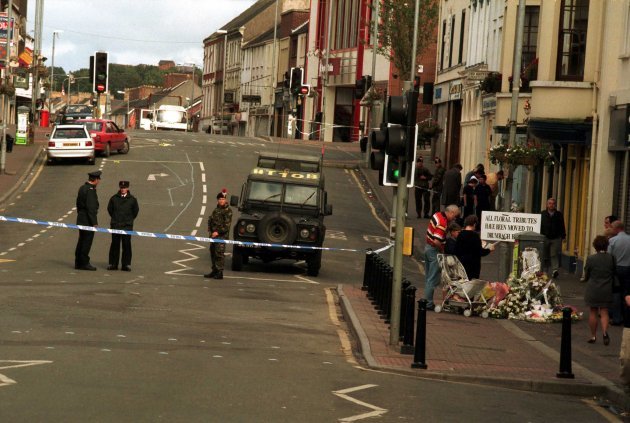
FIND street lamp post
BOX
[49,30,61,112]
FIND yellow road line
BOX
[325,287,357,365]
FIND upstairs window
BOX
[556,0,589,81]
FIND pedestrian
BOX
[581,235,615,345]
[605,215,619,231]
[442,164,463,208]
[540,197,566,277]
[474,173,492,228]
[430,157,446,215]
[463,163,484,186]
[204,189,233,280]
[609,220,630,326]
[75,170,101,271]
[444,222,461,255]
[620,284,630,393]
[462,176,478,219]
[107,180,139,271]
[424,204,460,310]
[486,169,504,211]
[414,157,433,218]
[455,215,494,279]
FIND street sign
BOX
[480,211,541,242]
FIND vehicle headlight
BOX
[246,223,256,233]
[300,228,310,239]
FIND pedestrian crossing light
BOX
[289,67,304,95]
[384,155,401,185]
[93,51,108,94]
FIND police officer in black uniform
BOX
[75,170,101,270]
[107,180,139,271]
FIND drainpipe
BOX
[583,0,607,271]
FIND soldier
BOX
[75,170,101,270]
[204,189,233,280]
[107,180,140,271]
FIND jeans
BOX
[424,245,441,307]
[544,237,562,272]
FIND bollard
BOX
[399,280,412,340]
[382,269,393,322]
[411,299,428,369]
[556,307,575,379]
[400,286,417,355]
[362,249,373,291]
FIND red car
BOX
[75,119,130,157]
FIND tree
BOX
[374,0,439,82]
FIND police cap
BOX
[119,180,130,188]
[88,170,102,179]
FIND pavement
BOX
[2,130,629,413]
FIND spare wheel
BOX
[258,212,297,245]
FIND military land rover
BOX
[230,153,333,276]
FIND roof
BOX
[243,27,277,49]
[203,0,276,42]
[292,20,309,36]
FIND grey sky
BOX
[27,0,256,72]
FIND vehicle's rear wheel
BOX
[306,250,322,277]
[103,143,110,158]
[258,212,297,245]
[118,140,130,154]
[232,246,244,271]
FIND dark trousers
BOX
[75,230,94,267]
[109,233,132,267]
[415,187,430,217]
[431,190,442,215]
[612,266,630,324]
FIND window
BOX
[440,19,447,70]
[522,6,540,72]
[285,185,318,206]
[333,0,360,50]
[623,2,630,57]
[248,182,282,203]
[449,15,455,68]
[458,10,466,65]
[556,0,589,81]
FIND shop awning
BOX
[528,118,592,145]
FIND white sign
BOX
[480,211,541,243]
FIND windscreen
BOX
[248,181,282,203]
[81,122,103,131]
[157,110,186,124]
[284,185,318,206]
[53,128,88,139]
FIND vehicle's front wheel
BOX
[118,140,130,154]
[103,143,110,158]
[232,246,244,271]
[306,250,322,277]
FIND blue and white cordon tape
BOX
[0,215,392,254]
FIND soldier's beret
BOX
[217,188,227,199]
[119,180,130,188]
[88,170,102,179]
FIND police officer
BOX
[107,180,139,271]
[75,170,101,270]
[204,189,233,279]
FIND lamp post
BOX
[216,29,228,135]
[0,0,12,175]
[117,90,129,128]
[49,30,61,112]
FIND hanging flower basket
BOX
[480,72,502,94]
[418,119,443,139]
[489,142,555,167]
[0,82,16,96]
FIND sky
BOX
[27,0,257,72]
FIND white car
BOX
[46,124,95,165]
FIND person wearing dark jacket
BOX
[75,170,101,270]
[441,164,463,208]
[107,181,140,271]
[540,197,566,276]
[455,215,493,279]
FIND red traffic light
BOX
[96,84,105,93]
[299,85,310,96]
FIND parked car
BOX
[75,119,130,157]
[46,124,95,165]
[59,104,94,123]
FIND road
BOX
[0,131,611,421]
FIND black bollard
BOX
[411,299,428,369]
[401,286,417,355]
[556,307,575,379]
[362,249,373,291]
[399,280,412,340]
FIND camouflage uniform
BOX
[208,203,233,273]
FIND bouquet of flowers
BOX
[488,142,555,167]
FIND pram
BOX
[434,254,490,317]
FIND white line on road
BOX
[0,360,53,388]
[332,384,387,422]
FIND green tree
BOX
[375,0,439,81]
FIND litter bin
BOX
[514,231,545,276]
[40,109,50,127]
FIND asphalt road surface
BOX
[0,131,611,421]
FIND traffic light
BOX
[289,67,303,95]
[298,84,311,97]
[283,71,290,89]
[93,51,108,94]
[354,75,373,100]
[384,154,401,185]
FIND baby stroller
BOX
[435,254,490,317]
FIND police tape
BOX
[0,215,393,254]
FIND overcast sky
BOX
[27,0,257,72]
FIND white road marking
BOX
[195,217,203,228]
[165,243,206,275]
[0,360,53,388]
[333,384,387,422]
[347,169,388,232]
